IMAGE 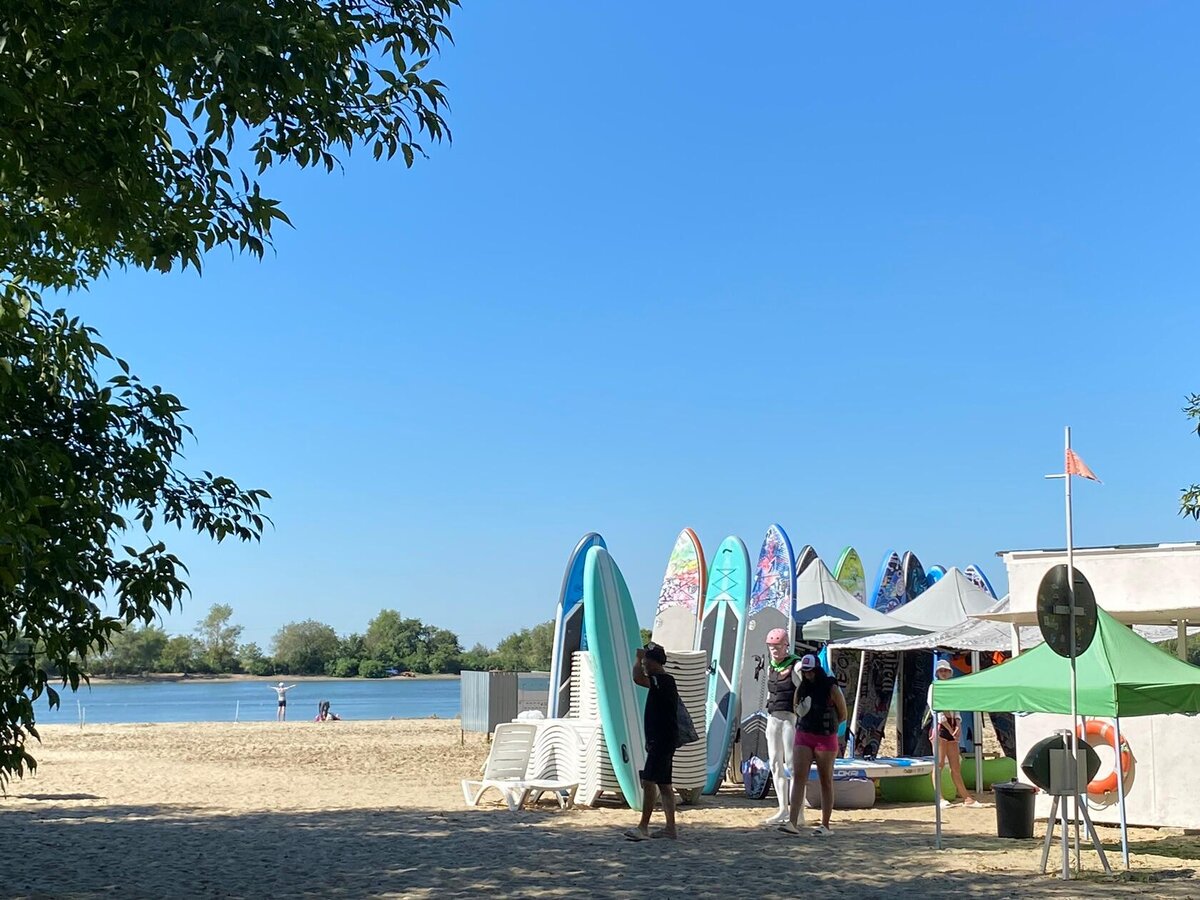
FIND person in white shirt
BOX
[271,682,297,721]
[928,659,977,807]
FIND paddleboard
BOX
[851,551,905,758]
[791,545,825,657]
[651,528,707,652]
[963,564,997,599]
[583,546,646,808]
[548,533,606,718]
[737,524,796,795]
[794,544,818,577]
[899,551,932,757]
[698,536,751,794]
[831,547,866,755]
[926,565,947,587]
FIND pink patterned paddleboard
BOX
[651,528,707,651]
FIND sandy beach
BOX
[2,721,1198,899]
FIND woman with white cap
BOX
[781,654,846,836]
[762,627,800,825]
[928,658,977,807]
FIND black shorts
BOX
[278,700,286,708]
[938,724,956,743]
[641,741,675,786]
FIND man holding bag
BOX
[625,643,680,841]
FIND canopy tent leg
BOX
[971,651,983,803]
[934,718,943,850]
[1114,716,1131,870]
[896,655,905,755]
[1178,620,1188,662]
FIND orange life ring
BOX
[1077,719,1132,795]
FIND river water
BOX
[32,678,470,725]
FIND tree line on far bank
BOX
[83,605,563,678]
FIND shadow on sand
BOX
[1,798,1196,899]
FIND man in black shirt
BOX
[625,643,680,841]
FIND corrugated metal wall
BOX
[461,671,518,733]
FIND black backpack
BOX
[675,698,699,748]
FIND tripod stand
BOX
[1039,790,1111,879]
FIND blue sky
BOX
[72,2,1200,651]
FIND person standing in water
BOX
[783,654,847,836]
[272,682,297,721]
[625,643,680,841]
[763,628,801,826]
[928,659,977,807]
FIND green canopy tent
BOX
[933,607,1200,717]
[932,607,1200,867]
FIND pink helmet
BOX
[765,628,788,646]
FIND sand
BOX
[2,720,1198,899]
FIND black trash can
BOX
[993,779,1037,839]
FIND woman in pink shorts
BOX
[781,654,847,836]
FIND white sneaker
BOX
[763,811,788,826]
[938,799,952,809]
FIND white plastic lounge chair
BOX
[462,722,539,811]
[517,721,583,809]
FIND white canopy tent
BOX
[886,568,1001,632]
[834,594,1192,655]
[793,560,929,642]
[832,596,1035,653]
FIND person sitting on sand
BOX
[782,654,846,837]
[929,659,978,808]
[315,700,341,722]
[272,682,297,721]
[625,643,679,842]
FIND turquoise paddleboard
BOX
[583,546,646,808]
[698,535,751,794]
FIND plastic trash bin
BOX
[993,779,1036,839]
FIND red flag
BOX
[1065,448,1102,483]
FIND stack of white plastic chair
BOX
[664,649,708,801]
[569,651,621,806]
[518,717,597,808]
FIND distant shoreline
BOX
[88,673,462,686]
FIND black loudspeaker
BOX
[1021,731,1101,792]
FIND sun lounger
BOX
[517,719,585,809]
[461,722,540,811]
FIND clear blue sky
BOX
[71,2,1200,651]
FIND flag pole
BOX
[1065,425,1081,876]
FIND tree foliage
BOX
[0,298,270,782]
[272,620,341,675]
[0,0,456,787]
[1182,394,1200,520]
[94,625,168,676]
[194,604,243,673]
[364,609,462,674]
[0,0,456,289]
[489,621,555,673]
